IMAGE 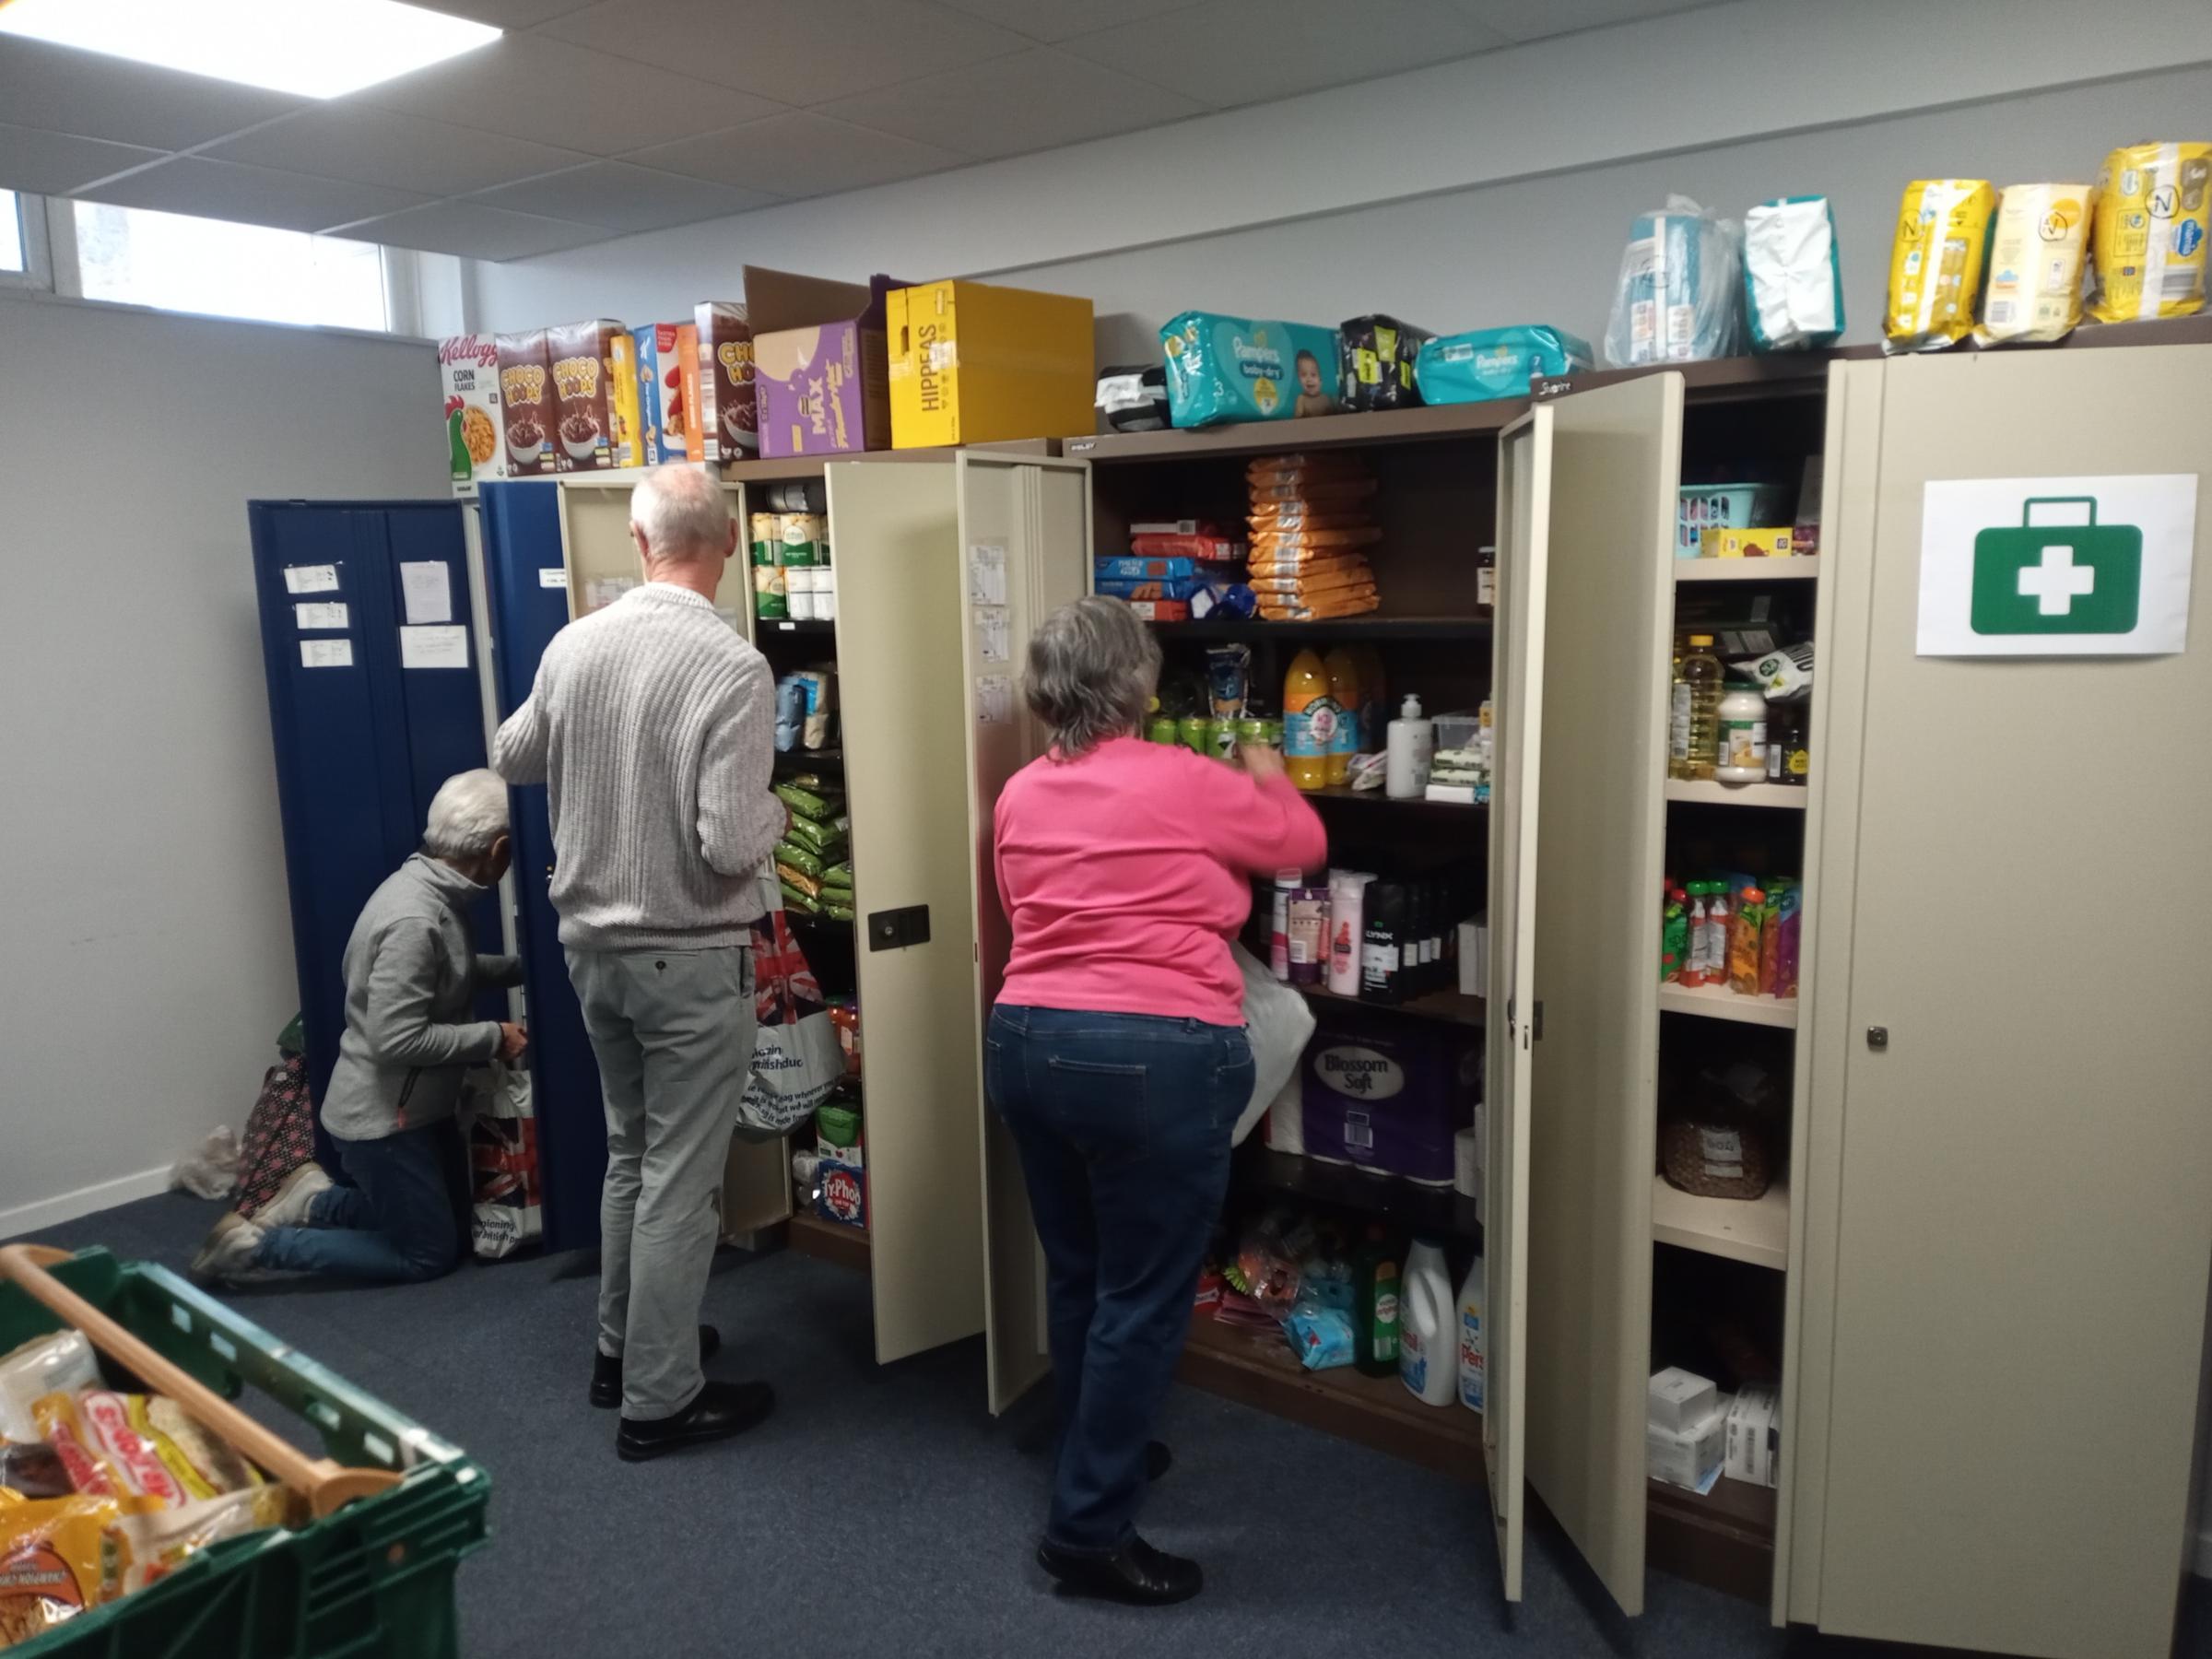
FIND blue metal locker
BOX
[248,501,501,1170]
[478,480,606,1253]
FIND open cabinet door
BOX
[956,453,1092,1414]
[1483,406,1550,1606]
[1523,372,1681,1616]
[827,459,988,1363]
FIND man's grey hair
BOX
[1023,595,1162,758]
[630,464,731,560]
[424,769,510,858]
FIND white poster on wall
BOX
[1918,475,2195,656]
[399,625,470,670]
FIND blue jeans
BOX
[257,1118,469,1284]
[986,1005,1253,1553]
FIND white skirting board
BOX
[0,1165,173,1241]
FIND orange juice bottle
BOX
[1283,648,1337,792]
[1323,646,1362,784]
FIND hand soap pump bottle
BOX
[1385,694,1433,800]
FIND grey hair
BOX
[424,769,510,858]
[1024,595,1162,758]
[629,464,730,560]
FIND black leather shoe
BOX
[1037,1535,1203,1606]
[1145,1441,1172,1482]
[616,1380,774,1462]
[590,1325,721,1408]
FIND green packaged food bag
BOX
[817,1102,861,1151]
[774,782,837,822]
[776,840,826,880]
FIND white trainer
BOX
[256,1162,334,1230]
[189,1211,267,1287]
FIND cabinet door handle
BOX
[1866,1026,1888,1051]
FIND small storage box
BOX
[1300,1005,1477,1186]
[1677,482,1792,558]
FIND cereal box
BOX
[607,331,643,468]
[494,329,554,477]
[694,301,758,460]
[632,324,688,465]
[438,333,501,495]
[546,319,625,472]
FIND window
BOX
[0,191,24,274]
[72,201,386,331]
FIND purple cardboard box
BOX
[1300,1006,1477,1186]
[746,265,905,459]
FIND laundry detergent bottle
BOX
[1399,1237,1457,1406]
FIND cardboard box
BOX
[631,324,689,465]
[1300,1004,1477,1186]
[438,334,502,495]
[1725,1384,1781,1488]
[886,278,1094,449]
[1648,1366,1717,1432]
[607,331,643,468]
[747,265,901,459]
[1124,600,1190,622]
[1649,1396,1729,1491]
[546,319,626,472]
[693,301,758,461]
[494,329,555,477]
[1700,525,1795,559]
[675,324,701,464]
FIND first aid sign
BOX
[1919,475,2196,656]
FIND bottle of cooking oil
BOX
[1667,636,1690,779]
[1681,633,1724,782]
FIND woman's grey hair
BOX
[1024,595,1162,758]
[630,464,731,561]
[424,770,510,858]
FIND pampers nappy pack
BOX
[1884,180,1995,351]
[2089,141,2211,323]
[1604,196,1744,368]
[1742,196,1845,352]
[1414,324,1593,405]
[1160,312,1342,428]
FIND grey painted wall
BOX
[0,297,444,1230]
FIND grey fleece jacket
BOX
[320,853,522,1143]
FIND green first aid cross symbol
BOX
[1970,498,2142,636]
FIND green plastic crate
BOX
[1,1248,489,1659]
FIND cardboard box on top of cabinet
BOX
[631,324,689,465]
[886,279,1094,449]
[439,334,502,495]
[495,329,556,477]
[545,319,627,472]
[746,265,903,459]
[607,331,644,469]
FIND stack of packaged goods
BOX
[774,665,837,753]
[1247,453,1382,621]
[1093,522,1250,622]
[1660,874,1799,999]
[773,779,852,920]
[0,1329,302,1641]
[750,493,835,623]
[813,1100,865,1230]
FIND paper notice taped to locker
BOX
[283,564,339,594]
[969,543,1007,606]
[976,674,1013,724]
[399,624,470,670]
[300,640,353,668]
[399,560,453,624]
[294,603,349,631]
[974,606,1011,665]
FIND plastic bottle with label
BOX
[1681,635,1724,782]
[1283,649,1337,793]
[1268,869,1300,982]
[1456,1254,1486,1413]
[1323,647,1362,783]
[1361,879,1407,1005]
[1353,1226,1402,1378]
[1476,545,1498,613]
[1716,683,1768,783]
[1326,870,1374,995]
[1667,638,1692,779]
[1681,882,1712,985]
[1385,694,1434,799]
[1399,1237,1458,1406]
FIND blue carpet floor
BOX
[12,1193,2207,1659]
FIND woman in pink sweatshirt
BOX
[989,595,1325,1606]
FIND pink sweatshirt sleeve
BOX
[1194,763,1328,876]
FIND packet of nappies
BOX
[1338,314,1433,411]
[1415,324,1593,404]
[1743,196,1844,352]
[1160,312,1342,428]
[1978,183,2091,345]
[1885,180,1995,352]
[1605,197,1744,368]
[2089,142,2211,323]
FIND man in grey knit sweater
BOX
[494,465,785,1461]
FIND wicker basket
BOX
[1659,1117,1772,1200]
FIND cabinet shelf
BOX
[1673,556,1821,584]
[1652,1174,1789,1271]
[1656,982,1800,1028]
[1304,784,1488,818]
[774,747,842,769]
[1149,616,1493,643]
[1665,780,1806,808]
[759,618,836,637]
[1293,979,1485,1029]
[785,1210,869,1272]
[1242,1147,1481,1242]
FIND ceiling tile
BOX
[0,124,163,196]
[203,106,588,197]
[74,157,429,234]
[359,34,782,155]
[466,160,779,230]
[627,112,967,198]
[818,48,1204,159]
[1064,0,1510,105]
[0,37,303,151]
[334,199,611,261]
[413,0,599,22]
[930,0,1206,42]
[1448,0,1718,41]
[544,0,1028,103]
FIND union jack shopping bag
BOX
[742,862,846,1135]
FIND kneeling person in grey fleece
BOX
[492,464,785,1461]
[193,770,527,1287]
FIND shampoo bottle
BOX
[1385,694,1433,800]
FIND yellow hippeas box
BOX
[1701,526,1795,559]
[887,280,1094,450]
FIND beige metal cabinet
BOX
[1788,346,2212,1659]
